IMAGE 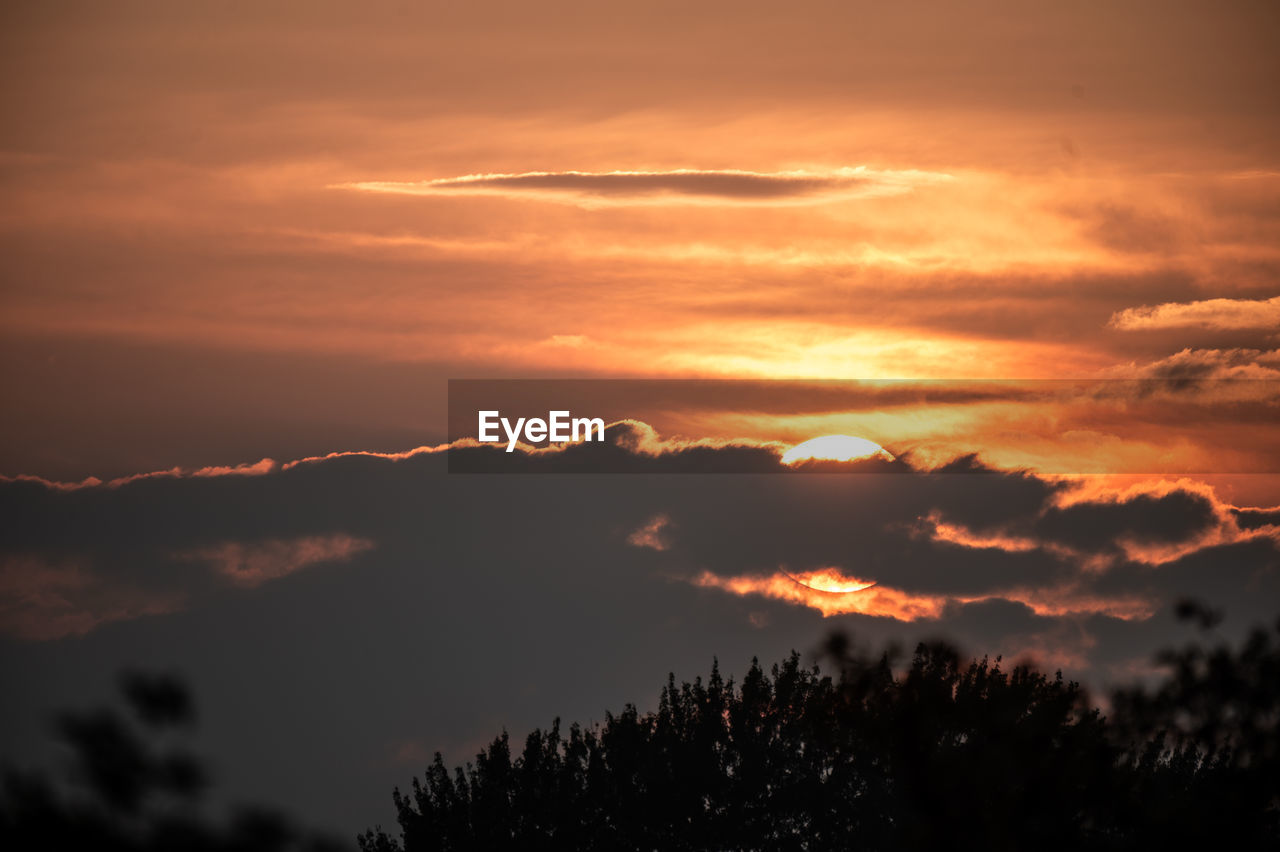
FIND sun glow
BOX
[692,568,945,619]
[781,434,894,465]
[691,567,1157,623]
[788,568,877,593]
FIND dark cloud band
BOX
[339,167,951,204]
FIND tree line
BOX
[362,608,1278,851]
[2,603,1275,849]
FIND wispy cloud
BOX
[1108,295,1280,331]
[0,556,184,641]
[337,167,952,206]
[627,513,673,551]
[1101,347,1280,382]
[0,534,375,641]
[181,534,376,589]
[1,458,279,492]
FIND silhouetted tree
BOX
[1107,608,1280,846]
[0,671,348,852]
[364,611,1279,851]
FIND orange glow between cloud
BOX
[693,569,947,621]
[691,567,1158,623]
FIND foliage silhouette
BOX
[0,671,348,852]
[363,611,1279,851]
[3,608,1276,849]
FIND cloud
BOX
[917,476,1279,570]
[3,448,449,492]
[627,514,672,551]
[181,534,375,589]
[1102,347,1280,382]
[0,555,184,641]
[680,478,1225,625]
[0,531,375,641]
[447,420,792,473]
[0,510,377,639]
[1233,505,1280,531]
[337,167,952,206]
[638,445,1277,636]
[2,425,1276,690]
[1,458,280,492]
[1108,295,1280,331]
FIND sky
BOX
[1,0,1278,839]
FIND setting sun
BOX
[781,435,894,465]
[788,568,877,594]
[3,2,1278,844]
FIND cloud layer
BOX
[3,424,1278,833]
[5,428,1276,647]
[340,167,951,206]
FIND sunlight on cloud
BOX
[1109,295,1280,331]
[627,514,673,551]
[692,568,947,620]
[690,567,1157,623]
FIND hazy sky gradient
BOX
[2,0,1278,838]
[3,0,1279,477]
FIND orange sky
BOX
[1,0,1278,482]
[2,5,1279,832]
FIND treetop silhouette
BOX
[363,612,1279,851]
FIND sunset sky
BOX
[2,0,1278,837]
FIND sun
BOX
[788,568,877,594]
[781,434,894,465]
